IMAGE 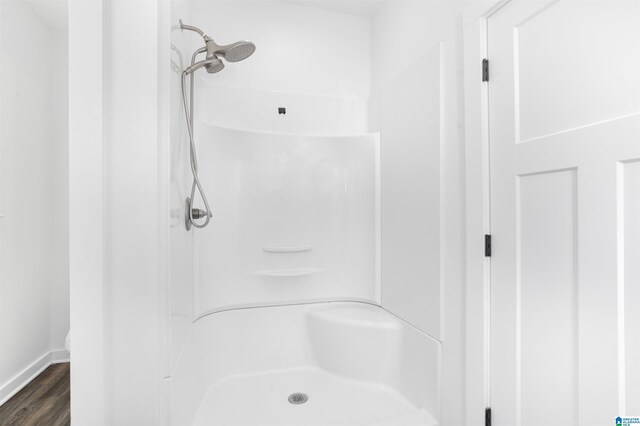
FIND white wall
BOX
[49,28,70,361]
[168,0,195,375]
[102,0,164,423]
[0,0,69,405]
[194,125,377,316]
[370,2,482,425]
[69,0,106,422]
[176,1,377,317]
[198,82,368,135]
[190,0,371,134]
[70,0,167,424]
[191,0,370,98]
[380,44,443,339]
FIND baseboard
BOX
[0,350,70,406]
[51,349,70,364]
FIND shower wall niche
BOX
[193,124,377,316]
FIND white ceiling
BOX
[278,0,383,18]
[23,1,376,31]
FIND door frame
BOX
[462,1,510,424]
[69,0,107,423]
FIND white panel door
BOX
[488,2,640,425]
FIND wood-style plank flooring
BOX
[0,363,70,426]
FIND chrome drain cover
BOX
[288,392,308,405]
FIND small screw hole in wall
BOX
[278,107,286,115]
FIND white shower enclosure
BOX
[166,1,443,425]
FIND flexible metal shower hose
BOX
[181,71,212,229]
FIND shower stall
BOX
[167,1,445,425]
[61,0,640,424]
[168,123,440,424]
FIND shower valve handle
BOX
[191,208,211,220]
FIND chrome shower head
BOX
[204,56,225,73]
[180,21,256,69]
[184,56,225,75]
[206,39,256,62]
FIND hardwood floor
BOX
[0,363,70,426]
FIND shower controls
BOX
[185,197,212,231]
[191,208,209,220]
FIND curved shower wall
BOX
[193,123,378,316]
[196,80,368,135]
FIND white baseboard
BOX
[0,350,70,406]
[51,348,70,364]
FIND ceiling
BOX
[22,1,378,30]
[278,0,383,18]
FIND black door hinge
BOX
[485,234,492,257]
[482,58,489,82]
[485,407,492,426]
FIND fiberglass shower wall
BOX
[369,2,487,424]
[167,0,376,372]
[169,0,196,372]
[193,125,377,315]
[190,0,376,314]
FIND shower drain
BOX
[288,393,308,405]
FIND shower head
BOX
[204,56,225,73]
[178,20,255,231]
[180,20,256,67]
[184,56,225,75]
[205,38,256,63]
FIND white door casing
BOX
[488,1,640,425]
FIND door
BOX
[488,1,640,425]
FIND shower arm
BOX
[179,20,209,40]
[180,20,226,65]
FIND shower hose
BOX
[181,70,212,229]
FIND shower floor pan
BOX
[170,302,440,426]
